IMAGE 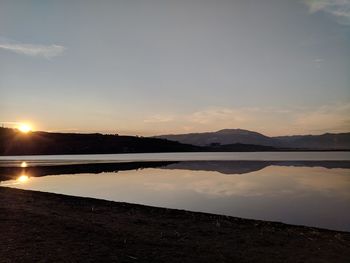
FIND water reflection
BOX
[0,160,349,231]
[1,160,349,182]
[0,161,176,182]
[17,174,29,183]
[163,161,350,174]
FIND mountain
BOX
[274,133,350,149]
[2,127,349,156]
[155,129,350,150]
[0,127,200,156]
[156,129,276,147]
[0,127,275,156]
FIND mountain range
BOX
[0,127,198,155]
[1,127,349,156]
[155,129,350,150]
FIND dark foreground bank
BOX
[0,187,349,263]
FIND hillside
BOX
[156,129,276,146]
[155,129,350,149]
[274,133,350,149]
[0,127,200,156]
[0,127,277,156]
[2,127,348,156]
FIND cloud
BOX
[144,102,350,136]
[188,108,250,125]
[313,58,325,68]
[294,102,350,132]
[0,38,65,58]
[305,0,350,25]
[314,58,325,63]
[144,114,174,123]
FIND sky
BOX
[0,0,350,136]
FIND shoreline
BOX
[1,149,350,159]
[1,160,350,181]
[1,187,349,262]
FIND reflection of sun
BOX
[17,175,29,183]
[18,124,32,133]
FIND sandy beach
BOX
[0,187,349,263]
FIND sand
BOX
[0,187,349,263]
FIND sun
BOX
[18,123,32,133]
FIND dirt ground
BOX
[0,187,349,263]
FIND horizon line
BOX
[2,126,349,138]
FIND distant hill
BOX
[201,143,277,152]
[156,129,275,146]
[1,127,348,156]
[0,127,200,156]
[274,133,350,150]
[155,129,350,150]
[0,127,277,156]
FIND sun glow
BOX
[18,123,32,133]
[17,175,29,183]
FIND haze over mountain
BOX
[155,129,350,150]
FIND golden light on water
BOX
[18,123,32,133]
[17,175,29,183]
[20,161,28,168]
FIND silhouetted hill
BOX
[155,129,350,149]
[274,133,350,149]
[0,127,278,156]
[202,143,276,152]
[0,127,200,156]
[2,127,348,156]
[156,129,275,146]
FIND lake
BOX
[1,152,350,232]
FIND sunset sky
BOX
[1,0,349,136]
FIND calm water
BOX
[0,152,349,232]
[0,151,349,166]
